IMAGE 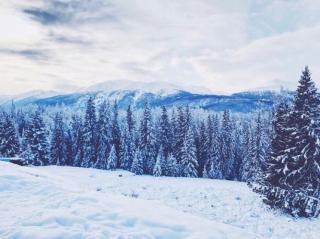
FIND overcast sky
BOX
[0,0,319,95]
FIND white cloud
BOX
[0,0,319,95]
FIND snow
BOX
[83,80,212,95]
[1,162,319,239]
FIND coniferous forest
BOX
[1,67,320,218]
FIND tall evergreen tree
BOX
[26,109,49,166]
[82,97,98,168]
[253,67,320,217]
[96,101,112,168]
[153,147,164,177]
[0,112,20,157]
[65,129,73,166]
[181,127,198,178]
[122,105,135,170]
[195,121,209,177]
[265,102,291,186]
[50,112,66,166]
[71,115,84,167]
[131,149,144,175]
[111,101,122,167]
[107,145,117,170]
[159,106,171,159]
[220,110,234,179]
[139,102,155,174]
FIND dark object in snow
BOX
[118,174,123,177]
[0,158,27,166]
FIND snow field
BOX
[0,162,255,239]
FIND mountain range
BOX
[0,80,279,112]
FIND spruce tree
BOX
[131,149,144,175]
[50,113,66,166]
[153,149,163,177]
[71,115,84,167]
[181,127,198,178]
[82,97,98,168]
[196,121,209,177]
[0,113,20,157]
[139,102,155,174]
[122,105,135,170]
[26,109,49,166]
[159,106,171,159]
[107,145,117,170]
[253,67,320,217]
[96,101,112,169]
[111,101,122,167]
[166,153,178,177]
[220,110,234,179]
[65,129,73,166]
[265,102,291,186]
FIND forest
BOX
[0,67,319,218]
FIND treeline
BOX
[0,98,271,182]
[2,68,320,217]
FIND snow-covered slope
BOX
[83,80,211,95]
[0,162,255,239]
[1,162,319,239]
[0,80,280,112]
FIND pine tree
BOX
[82,97,98,168]
[195,121,209,177]
[96,101,112,169]
[111,101,122,167]
[65,129,73,166]
[0,112,20,157]
[131,149,143,175]
[71,115,84,167]
[253,67,320,218]
[181,127,198,178]
[265,102,291,186]
[25,109,49,166]
[159,106,171,159]
[220,110,234,179]
[50,113,66,166]
[166,153,178,177]
[107,145,117,170]
[139,102,155,174]
[284,66,320,189]
[153,149,163,177]
[206,115,223,179]
[122,105,135,170]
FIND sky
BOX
[0,0,319,95]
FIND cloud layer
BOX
[0,0,319,95]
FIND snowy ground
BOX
[0,162,319,239]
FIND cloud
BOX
[0,0,319,95]
[0,48,49,61]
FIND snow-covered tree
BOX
[50,112,66,166]
[71,115,84,167]
[82,97,98,168]
[111,101,122,167]
[180,127,198,178]
[96,101,112,169]
[0,112,20,157]
[153,149,163,177]
[121,105,135,170]
[107,145,117,171]
[159,106,171,159]
[131,149,144,175]
[253,67,320,218]
[25,109,49,166]
[139,102,155,174]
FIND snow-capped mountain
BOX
[0,81,278,112]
